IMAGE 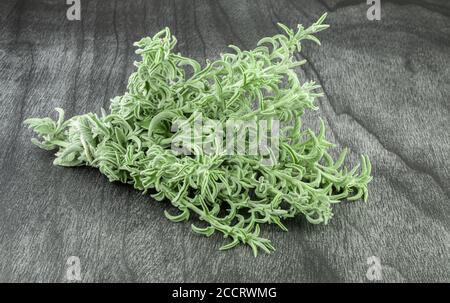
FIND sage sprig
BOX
[25,14,372,256]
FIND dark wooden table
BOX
[0,0,449,282]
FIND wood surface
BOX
[0,0,449,282]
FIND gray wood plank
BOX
[0,0,449,282]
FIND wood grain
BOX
[0,0,449,282]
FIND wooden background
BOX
[0,0,449,282]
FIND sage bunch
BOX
[25,14,372,256]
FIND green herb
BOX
[25,13,372,256]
